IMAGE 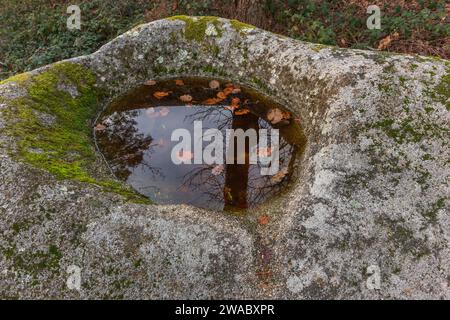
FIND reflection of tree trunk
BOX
[224,112,259,210]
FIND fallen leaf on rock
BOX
[211,164,224,176]
[179,94,193,102]
[258,215,269,225]
[175,79,184,86]
[94,123,106,132]
[209,80,220,89]
[144,80,157,86]
[153,91,170,99]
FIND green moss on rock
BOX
[1,62,149,203]
[167,15,222,42]
[229,19,255,34]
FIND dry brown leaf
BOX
[203,97,225,105]
[179,94,192,102]
[231,97,240,107]
[235,108,250,116]
[153,91,170,99]
[258,215,269,225]
[209,80,220,89]
[232,87,241,94]
[175,79,184,86]
[211,164,224,176]
[378,32,400,50]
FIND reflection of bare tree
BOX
[97,110,161,181]
[180,106,299,211]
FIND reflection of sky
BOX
[129,105,229,207]
[104,105,297,210]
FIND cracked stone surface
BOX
[0,17,449,299]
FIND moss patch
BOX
[229,19,255,34]
[1,62,149,203]
[167,15,222,42]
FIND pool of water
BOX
[95,77,305,211]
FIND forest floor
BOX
[1,0,449,80]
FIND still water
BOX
[96,77,304,211]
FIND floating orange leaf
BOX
[153,91,170,99]
[222,87,233,96]
[209,80,220,89]
[235,108,250,116]
[211,164,224,176]
[203,97,221,105]
[179,94,193,102]
[217,91,227,99]
[231,97,240,107]
[175,79,184,86]
[257,147,273,157]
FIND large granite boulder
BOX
[0,16,448,299]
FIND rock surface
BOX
[0,16,448,299]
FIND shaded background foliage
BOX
[1,0,449,80]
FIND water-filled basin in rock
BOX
[95,77,305,211]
